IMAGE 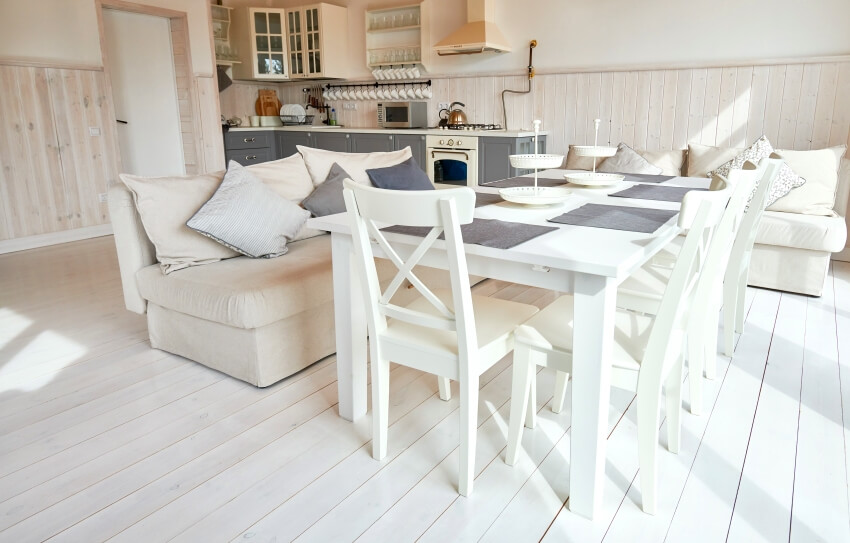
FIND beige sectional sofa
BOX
[109,149,457,387]
[566,143,849,296]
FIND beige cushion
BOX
[597,143,663,175]
[638,149,686,176]
[565,145,604,171]
[298,146,412,187]
[686,143,743,177]
[754,210,847,252]
[767,145,847,216]
[136,235,335,329]
[120,171,239,275]
[245,154,314,203]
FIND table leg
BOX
[569,273,617,519]
[331,233,367,421]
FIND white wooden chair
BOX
[504,193,727,515]
[551,164,767,416]
[342,179,539,496]
[721,159,784,360]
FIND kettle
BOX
[439,102,468,127]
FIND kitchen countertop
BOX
[227,126,548,138]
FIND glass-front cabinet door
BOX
[286,8,305,78]
[304,7,322,77]
[251,8,288,79]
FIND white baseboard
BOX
[833,248,850,262]
[0,224,113,255]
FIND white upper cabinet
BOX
[285,3,348,79]
[231,8,289,80]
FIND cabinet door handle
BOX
[431,150,469,161]
[388,135,393,140]
[345,134,350,139]
[243,137,256,143]
[245,155,257,160]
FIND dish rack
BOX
[280,114,315,126]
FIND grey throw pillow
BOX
[187,161,310,258]
[301,162,351,217]
[597,143,663,175]
[366,157,434,190]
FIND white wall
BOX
[266,0,850,79]
[0,0,216,75]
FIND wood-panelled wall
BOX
[0,64,224,245]
[220,59,850,157]
[0,66,119,241]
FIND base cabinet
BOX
[479,136,547,183]
[313,132,351,153]
[394,134,426,171]
[351,133,395,153]
[224,131,276,166]
[277,131,312,158]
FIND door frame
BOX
[95,0,215,175]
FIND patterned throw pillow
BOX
[187,161,310,258]
[708,135,806,206]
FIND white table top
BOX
[307,169,711,281]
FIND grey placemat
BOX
[480,177,566,188]
[610,185,707,202]
[617,173,677,184]
[548,203,677,233]
[475,192,504,208]
[383,218,558,249]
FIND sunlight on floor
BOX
[0,307,33,349]
[0,322,87,392]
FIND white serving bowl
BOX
[508,154,565,169]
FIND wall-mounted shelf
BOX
[365,2,430,74]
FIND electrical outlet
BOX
[98,192,107,203]
[343,102,357,110]
[438,102,450,111]
[88,126,101,136]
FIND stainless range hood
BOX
[433,0,511,56]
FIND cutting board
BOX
[255,89,282,116]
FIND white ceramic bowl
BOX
[563,172,625,186]
[508,154,565,169]
[499,186,571,206]
[570,145,617,158]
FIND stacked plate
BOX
[280,104,307,124]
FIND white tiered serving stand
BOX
[499,120,569,206]
[564,119,623,187]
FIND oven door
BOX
[427,149,478,187]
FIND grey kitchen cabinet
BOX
[312,131,351,153]
[393,134,427,172]
[224,130,276,166]
[478,136,548,184]
[277,130,312,158]
[350,133,395,153]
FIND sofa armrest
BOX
[108,183,156,314]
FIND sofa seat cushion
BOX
[755,210,847,253]
[136,235,335,329]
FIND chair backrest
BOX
[342,179,479,357]
[640,191,729,386]
[724,158,784,287]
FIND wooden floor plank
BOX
[833,262,850,524]
[726,293,806,543]
[789,266,850,543]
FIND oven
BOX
[426,135,478,187]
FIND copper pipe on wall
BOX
[501,40,536,129]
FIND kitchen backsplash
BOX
[219,59,850,159]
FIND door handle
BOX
[431,150,469,161]
[245,155,257,160]
[243,137,256,143]
[116,119,128,124]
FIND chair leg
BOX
[687,329,703,416]
[665,358,683,454]
[735,270,747,334]
[438,376,452,401]
[703,315,718,381]
[371,355,390,460]
[458,372,479,496]
[506,345,535,466]
[722,280,736,357]
[526,362,537,429]
[637,384,661,515]
[552,371,569,414]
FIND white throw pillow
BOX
[187,161,310,258]
[597,143,663,175]
[298,145,413,187]
[767,145,846,216]
[638,149,686,176]
[687,143,742,177]
[245,154,314,203]
[120,170,240,275]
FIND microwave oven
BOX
[377,101,428,129]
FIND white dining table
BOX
[307,168,710,519]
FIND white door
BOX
[103,9,184,177]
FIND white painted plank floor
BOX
[1,236,848,542]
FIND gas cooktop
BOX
[435,124,504,131]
